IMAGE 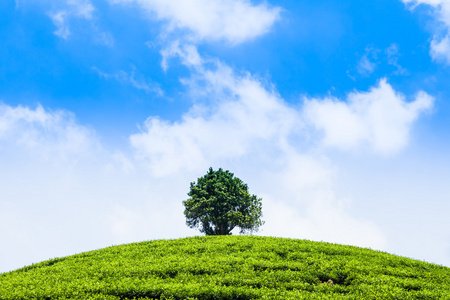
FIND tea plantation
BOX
[1,236,449,299]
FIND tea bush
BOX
[1,236,449,299]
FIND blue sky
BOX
[1,0,450,273]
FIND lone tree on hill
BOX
[183,167,264,235]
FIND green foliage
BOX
[183,167,263,235]
[1,236,449,299]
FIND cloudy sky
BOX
[1,0,450,273]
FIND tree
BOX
[183,167,264,235]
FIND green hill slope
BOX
[1,236,449,299]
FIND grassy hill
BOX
[1,236,449,299]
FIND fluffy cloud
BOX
[130,62,299,177]
[159,41,203,71]
[0,104,96,159]
[48,0,95,39]
[49,11,71,39]
[134,61,434,168]
[45,0,112,45]
[352,44,407,79]
[430,35,450,63]
[109,0,281,44]
[303,79,434,155]
[403,0,450,64]
[385,44,408,75]
[357,55,377,76]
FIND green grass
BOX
[1,236,449,299]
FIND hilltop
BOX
[1,236,449,299]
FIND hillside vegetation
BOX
[1,236,449,299]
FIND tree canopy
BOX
[183,167,264,235]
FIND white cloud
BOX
[160,41,203,71]
[130,62,299,177]
[403,0,450,64]
[385,43,408,75]
[356,46,379,76]
[0,104,96,159]
[430,34,450,63]
[357,55,377,76]
[49,11,71,39]
[403,0,450,24]
[303,78,434,155]
[109,0,281,44]
[46,0,97,40]
[352,44,407,78]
